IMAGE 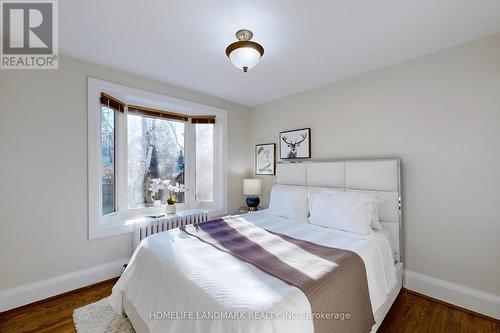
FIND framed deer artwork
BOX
[279,128,311,159]
[255,143,276,175]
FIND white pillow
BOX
[364,193,382,230]
[309,191,374,235]
[309,189,382,230]
[268,185,308,223]
[369,200,382,230]
[307,187,344,215]
[348,191,382,230]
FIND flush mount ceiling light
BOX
[225,29,264,73]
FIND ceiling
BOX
[60,0,500,107]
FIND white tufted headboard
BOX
[276,159,402,262]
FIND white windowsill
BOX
[89,207,226,240]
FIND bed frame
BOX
[124,159,404,333]
[275,159,403,332]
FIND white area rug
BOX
[73,297,135,333]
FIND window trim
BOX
[88,78,228,240]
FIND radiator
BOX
[132,209,208,249]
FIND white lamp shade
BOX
[243,179,262,196]
[229,47,261,71]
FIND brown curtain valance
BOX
[127,104,189,122]
[191,115,216,124]
[100,93,125,112]
[101,93,216,123]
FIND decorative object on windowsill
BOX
[166,195,177,214]
[148,178,187,213]
[279,128,311,159]
[256,143,276,175]
[165,182,187,214]
[243,178,262,211]
[148,178,164,206]
[225,29,264,73]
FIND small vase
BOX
[153,200,162,206]
[166,204,176,214]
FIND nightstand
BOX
[238,207,250,214]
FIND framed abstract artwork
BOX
[255,143,276,175]
[279,128,311,159]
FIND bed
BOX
[110,159,404,333]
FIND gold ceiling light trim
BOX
[225,29,264,73]
[225,41,265,58]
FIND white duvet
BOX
[110,211,397,333]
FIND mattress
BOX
[110,211,397,333]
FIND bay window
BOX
[100,104,116,215]
[194,122,215,203]
[88,78,227,239]
[127,114,186,208]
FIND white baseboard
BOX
[2,262,498,320]
[404,269,500,320]
[0,258,129,312]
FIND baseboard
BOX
[404,269,500,320]
[0,258,129,312]
[2,262,498,320]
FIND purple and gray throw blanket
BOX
[180,217,374,333]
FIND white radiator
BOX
[132,209,208,249]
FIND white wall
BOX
[1,33,499,316]
[250,34,500,298]
[0,56,251,291]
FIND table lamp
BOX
[243,179,262,211]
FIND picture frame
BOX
[255,143,276,175]
[279,128,311,159]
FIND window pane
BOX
[195,124,214,202]
[127,115,185,209]
[101,105,116,215]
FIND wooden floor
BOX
[0,280,498,333]
[378,290,499,333]
[0,279,117,333]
